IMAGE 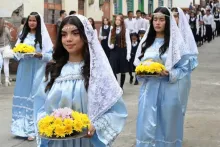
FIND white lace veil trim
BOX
[69,15,123,122]
[134,7,187,71]
[134,26,150,66]
[38,13,54,53]
[17,12,53,53]
[177,7,198,56]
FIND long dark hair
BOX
[139,7,170,60]
[0,18,5,37]
[88,17,96,30]
[102,17,111,28]
[45,16,90,92]
[171,7,179,17]
[110,15,126,48]
[130,32,140,43]
[19,12,42,49]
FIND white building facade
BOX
[1,0,202,22]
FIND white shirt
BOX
[143,19,150,30]
[203,14,214,25]
[135,17,145,32]
[116,27,121,34]
[99,25,113,40]
[124,18,136,33]
[132,41,138,47]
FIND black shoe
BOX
[134,80,139,85]
[130,76,134,84]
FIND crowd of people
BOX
[185,1,220,47]
[0,2,217,147]
[39,4,219,90]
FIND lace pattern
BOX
[165,11,184,70]
[177,7,199,56]
[55,74,83,83]
[73,15,123,122]
[13,95,34,102]
[94,115,119,146]
[136,139,182,145]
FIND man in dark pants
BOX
[203,8,214,42]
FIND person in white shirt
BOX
[135,10,146,33]
[108,15,131,89]
[203,8,214,42]
[212,17,216,40]
[141,12,150,30]
[189,11,199,44]
[99,17,113,59]
[197,10,206,46]
[124,11,136,33]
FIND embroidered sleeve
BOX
[92,98,127,146]
[94,115,119,146]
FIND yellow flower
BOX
[73,119,84,132]
[53,118,63,126]
[64,118,74,125]
[38,109,91,138]
[13,43,36,53]
[135,59,166,75]
[54,125,66,137]
[71,111,81,119]
[44,125,54,137]
[81,114,90,128]
[38,123,49,135]
[65,124,73,135]
[44,115,55,123]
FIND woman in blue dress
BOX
[134,7,197,147]
[35,14,127,147]
[171,7,199,116]
[11,12,53,140]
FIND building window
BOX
[168,0,172,8]
[138,0,144,11]
[114,0,122,14]
[44,0,62,24]
[127,0,134,12]
[78,0,85,15]
[158,0,164,6]
[148,0,153,13]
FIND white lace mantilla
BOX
[177,7,198,56]
[134,7,188,71]
[71,15,123,122]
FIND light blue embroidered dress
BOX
[36,61,127,147]
[136,38,198,147]
[11,33,52,137]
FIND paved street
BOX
[0,38,220,147]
